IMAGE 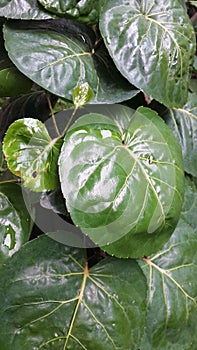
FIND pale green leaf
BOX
[59,105,184,258]
[3,118,62,192]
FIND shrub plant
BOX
[0,0,197,349]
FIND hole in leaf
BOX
[32,171,38,178]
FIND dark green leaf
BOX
[165,93,197,176]
[0,89,57,141]
[3,21,139,104]
[72,82,94,107]
[59,105,184,258]
[99,0,196,108]
[0,235,147,349]
[138,178,197,349]
[40,189,68,216]
[0,0,55,19]
[3,118,63,192]
[38,0,105,25]
[179,176,197,231]
[0,143,6,173]
[0,182,32,266]
[0,67,32,97]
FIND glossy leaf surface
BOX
[3,118,63,192]
[3,21,139,104]
[0,0,54,19]
[165,93,197,176]
[0,183,32,265]
[59,105,184,258]
[0,235,147,349]
[38,0,104,24]
[139,178,197,349]
[99,0,196,108]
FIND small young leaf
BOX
[72,82,94,107]
[0,235,147,349]
[165,93,197,177]
[0,183,32,266]
[138,178,197,349]
[3,118,63,192]
[59,105,184,258]
[99,0,196,108]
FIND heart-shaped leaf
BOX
[59,105,184,258]
[0,0,55,19]
[99,0,196,108]
[3,118,63,192]
[0,182,32,266]
[0,235,147,349]
[165,93,197,177]
[38,0,104,25]
[3,21,139,104]
[138,177,197,349]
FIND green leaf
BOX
[3,21,139,104]
[0,182,32,266]
[165,93,197,177]
[138,178,197,349]
[3,118,63,192]
[0,0,55,19]
[59,105,184,258]
[0,142,6,173]
[180,176,197,231]
[72,82,94,108]
[99,0,196,108]
[0,235,147,349]
[38,0,104,25]
[0,67,32,97]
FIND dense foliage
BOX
[0,0,197,349]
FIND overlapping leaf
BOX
[3,21,139,104]
[0,183,32,266]
[165,93,197,176]
[139,178,197,349]
[38,0,104,25]
[0,235,147,349]
[3,118,63,191]
[0,0,55,19]
[99,0,196,108]
[59,105,184,258]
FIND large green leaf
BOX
[59,105,184,258]
[38,0,104,25]
[99,0,196,108]
[3,20,139,104]
[0,235,147,349]
[0,0,55,19]
[3,118,63,192]
[164,93,197,177]
[139,177,197,349]
[0,182,32,266]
